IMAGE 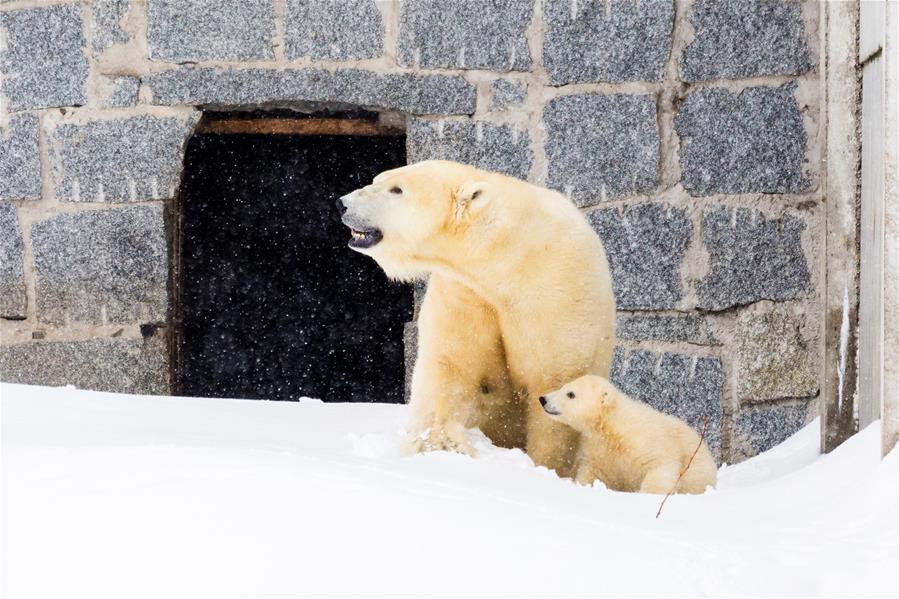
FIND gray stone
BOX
[284,0,383,61]
[616,314,719,345]
[737,311,818,401]
[0,337,169,394]
[99,76,140,108]
[397,0,532,72]
[732,401,812,460]
[147,68,476,115]
[676,84,810,195]
[407,119,532,179]
[682,0,814,82]
[490,79,527,111]
[588,203,691,310]
[543,0,674,85]
[49,113,200,202]
[544,94,659,206]
[0,4,89,111]
[412,278,428,319]
[147,0,275,62]
[31,206,168,325]
[0,114,41,201]
[0,203,26,318]
[91,0,131,55]
[611,347,725,458]
[697,206,811,310]
[403,320,417,403]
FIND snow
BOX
[1,383,896,598]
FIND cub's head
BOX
[336,160,492,280]
[538,375,618,429]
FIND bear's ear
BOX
[453,181,489,216]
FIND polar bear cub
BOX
[539,375,717,494]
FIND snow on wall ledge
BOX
[1,383,896,597]
[0,0,824,463]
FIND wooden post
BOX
[880,0,898,456]
[858,0,885,434]
[856,0,899,457]
[821,0,861,452]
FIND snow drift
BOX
[1,383,896,597]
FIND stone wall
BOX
[0,0,823,462]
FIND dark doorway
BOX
[175,114,411,403]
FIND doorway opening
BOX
[173,111,412,403]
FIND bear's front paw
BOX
[403,424,476,457]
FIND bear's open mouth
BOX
[347,227,383,249]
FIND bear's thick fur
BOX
[540,375,717,494]
[339,161,616,476]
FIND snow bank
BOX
[1,383,896,597]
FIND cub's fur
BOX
[540,375,717,494]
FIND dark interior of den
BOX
[175,111,412,403]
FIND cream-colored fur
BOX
[540,375,717,494]
[339,161,616,476]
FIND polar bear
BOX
[337,160,616,476]
[539,375,717,494]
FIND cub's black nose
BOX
[335,196,347,216]
[538,396,547,407]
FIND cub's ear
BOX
[592,377,617,407]
[599,388,619,409]
[454,181,489,215]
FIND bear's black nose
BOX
[335,196,347,216]
[538,396,547,407]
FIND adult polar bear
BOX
[338,160,615,476]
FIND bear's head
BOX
[538,375,618,429]
[337,160,495,281]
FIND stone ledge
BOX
[0,337,169,395]
[146,68,477,116]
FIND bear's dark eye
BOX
[566,391,575,399]
[389,186,403,195]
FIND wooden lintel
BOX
[197,118,404,136]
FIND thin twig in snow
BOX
[656,415,710,519]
